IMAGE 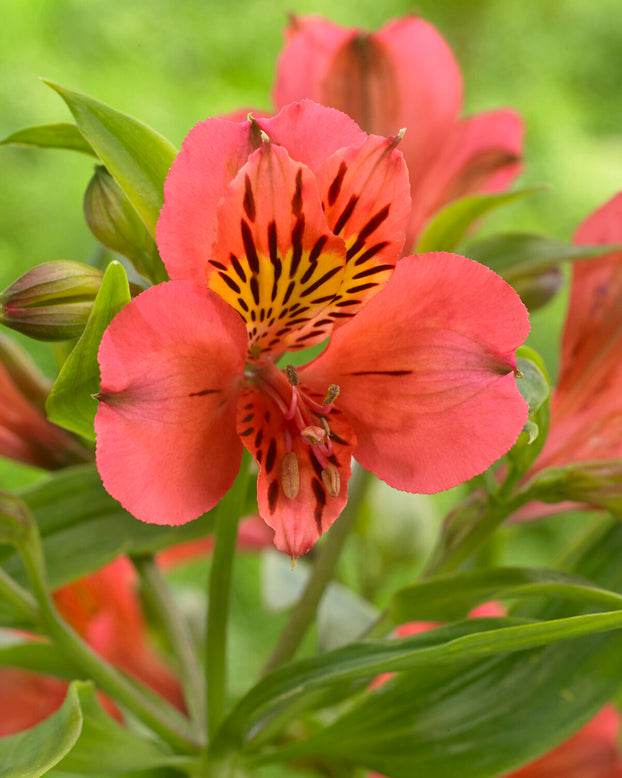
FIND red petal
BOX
[237,381,356,557]
[206,141,346,355]
[301,253,529,493]
[95,281,247,525]
[315,133,411,320]
[156,118,257,285]
[535,193,622,470]
[256,99,367,175]
[408,109,524,249]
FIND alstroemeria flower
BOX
[95,100,529,557]
[515,193,622,519]
[0,557,183,736]
[271,15,523,252]
[0,335,91,470]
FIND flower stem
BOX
[0,566,39,622]
[18,532,202,754]
[206,452,251,740]
[262,465,372,675]
[132,553,206,734]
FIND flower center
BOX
[247,359,341,499]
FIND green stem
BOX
[206,452,251,740]
[0,566,39,622]
[262,465,373,675]
[132,553,206,733]
[18,539,202,754]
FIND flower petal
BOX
[206,141,346,355]
[408,109,524,249]
[156,118,257,285]
[95,281,247,524]
[535,193,622,468]
[256,99,367,175]
[237,383,356,557]
[314,133,411,321]
[301,253,529,493]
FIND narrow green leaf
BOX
[46,261,130,440]
[44,81,177,237]
[0,123,96,156]
[0,681,83,777]
[466,231,622,277]
[0,637,78,679]
[416,187,542,253]
[56,683,191,774]
[251,521,622,777]
[389,566,622,623]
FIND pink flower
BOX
[0,335,90,470]
[0,558,183,736]
[512,193,622,519]
[535,193,622,472]
[95,100,529,557]
[271,15,523,252]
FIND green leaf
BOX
[0,123,96,156]
[56,683,191,774]
[44,81,177,238]
[251,520,622,778]
[46,261,130,440]
[0,681,83,777]
[465,231,622,278]
[515,352,550,417]
[0,636,78,679]
[389,566,622,624]
[415,187,542,253]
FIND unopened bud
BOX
[84,166,166,283]
[0,333,52,411]
[321,464,340,497]
[280,452,300,499]
[0,261,103,341]
[528,460,622,515]
[300,425,326,446]
[511,267,564,311]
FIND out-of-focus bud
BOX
[508,266,564,311]
[84,166,167,284]
[0,261,103,341]
[526,460,622,515]
[0,337,92,469]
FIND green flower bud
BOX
[509,267,564,311]
[0,261,103,341]
[84,166,166,283]
[527,460,622,515]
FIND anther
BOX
[280,452,300,499]
[319,417,331,438]
[286,364,299,386]
[323,384,340,406]
[321,465,340,498]
[300,425,326,446]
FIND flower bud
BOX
[510,266,564,311]
[84,166,166,283]
[0,332,52,411]
[0,261,103,341]
[527,460,622,514]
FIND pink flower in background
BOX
[0,558,183,736]
[271,15,523,253]
[0,335,90,470]
[534,193,622,472]
[95,100,529,558]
